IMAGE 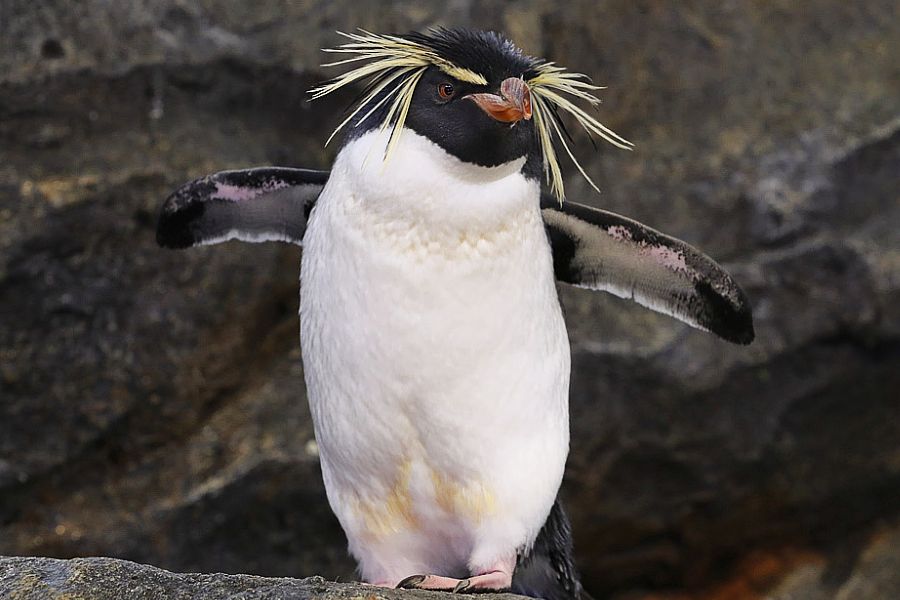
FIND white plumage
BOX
[300,128,570,585]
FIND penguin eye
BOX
[437,82,455,100]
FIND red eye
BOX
[438,82,455,99]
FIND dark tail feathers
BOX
[512,498,588,600]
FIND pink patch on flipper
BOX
[608,223,694,277]
[212,180,289,202]
[643,243,692,275]
[607,225,633,241]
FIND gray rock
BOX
[0,555,523,600]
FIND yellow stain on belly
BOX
[430,469,497,523]
[350,459,497,539]
[353,460,417,539]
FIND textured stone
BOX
[0,556,524,600]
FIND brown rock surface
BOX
[1,1,898,599]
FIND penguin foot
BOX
[396,570,512,593]
[453,570,512,593]
[396,574,464,591]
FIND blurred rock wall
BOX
[1,1,898,598]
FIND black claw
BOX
[452,579,471,593]
[396,575,427,589]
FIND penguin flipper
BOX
[541,194,754,345]
[512,498,585,600]
[156,167,329,248]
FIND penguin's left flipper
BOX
[541,194,754,345]
[156,167,329,248]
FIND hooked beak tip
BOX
[468,77,532,123]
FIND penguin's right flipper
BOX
[156,167,329,248]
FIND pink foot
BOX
[396,570,512,593]
[397,574,467,591]
[453,570,513,593]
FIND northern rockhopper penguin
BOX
[156,28,754,600]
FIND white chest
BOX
[298,129,570,581]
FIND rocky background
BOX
[1,1,898,599]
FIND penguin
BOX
[156,28,754,599]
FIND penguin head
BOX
[400,30,540,173]
[312,28,633,202]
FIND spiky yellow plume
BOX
[310,29,632,202]
[526,63,633,201]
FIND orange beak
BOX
[467,77,532,123]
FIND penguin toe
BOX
[453,570,512,593]
[396,575,426,589]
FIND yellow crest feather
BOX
[309,30,488,160]
[527,63,633,203]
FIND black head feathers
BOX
[403,28,542,86]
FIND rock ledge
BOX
[0,556,522,600]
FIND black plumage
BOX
[513,499,586,600]
[405,28,543,84]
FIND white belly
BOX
[299,130,570,583]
